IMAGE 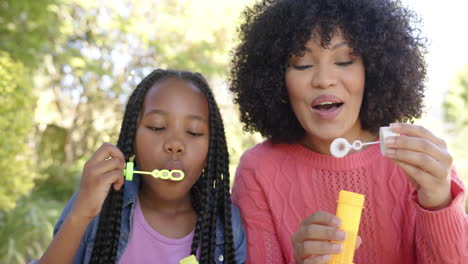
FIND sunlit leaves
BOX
[0,52,36,211]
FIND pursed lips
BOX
[162,160,185,172]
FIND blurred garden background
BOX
[0,0,467,263]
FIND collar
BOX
[123,174,140,207]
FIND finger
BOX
[301,211,341,228]
[90,157,126,177]
[385,135,449,163]
[356,235,362,249]
[299,224,347,242]
[385,148,446,179]
[390,123,446,149]
[100,168,125,189]
[302,240,342,256]
[292,211,342,254]
[391,160,420,187]
[113,171,125,191]
[391,159,440,189]
[304,255,332,264]
[89,143,125,164]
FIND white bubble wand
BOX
[330,127,399,158]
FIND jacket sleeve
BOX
[232,151,287,264]
[412,168,468,264]
[53,193,88,264]
[231,204,247,264]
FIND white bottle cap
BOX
[379,126,399,155]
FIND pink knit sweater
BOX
[232,140,468,264]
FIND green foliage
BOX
[443,65,468,212]
[0,52,37,210]
[34,161,82,202]
[0,0,262,262]
[34,0,256,166]
[38,124,67,165]
[0,0,61,68]
[0,195,64,264]
[444,66,468,128]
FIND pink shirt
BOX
[119,198,197,264]
[232,140,468,264]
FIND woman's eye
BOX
[148,126,165,132]
[336,61,353,66]
[291,64,313,70]
[187,131,203,137]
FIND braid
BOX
[90,69,169,263]
[186,73,237,263]
[90,69,236,263]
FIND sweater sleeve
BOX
[411,168,468,264]
[232,151,287,264]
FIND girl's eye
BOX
[187,131,203,137]
[336,61,353,66]
[290,64,313,70]
[148,126,165,132]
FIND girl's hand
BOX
[70,143,126,220]
[291,211,362,264]
[384,123,453,210]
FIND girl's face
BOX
[134,78,209,201]
[285,30,370,153]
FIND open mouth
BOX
[312,102,344,111]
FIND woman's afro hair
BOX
[229,0,427,143]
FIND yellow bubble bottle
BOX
[329,190,365,264]
[180,255,198,264]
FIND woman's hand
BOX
[384,123,453,210]
[70,143,126,221]
[291,211,361,264]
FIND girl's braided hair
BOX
[90,69,236,263]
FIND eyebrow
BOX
[331,41,349,50]
[304,41,350,53]
[144,109,207,122]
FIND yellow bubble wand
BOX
[123,161,184,181]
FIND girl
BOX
[37,69,247,264]
[229,0,467,263]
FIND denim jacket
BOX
[51,175,247,264]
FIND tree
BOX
[443,65,468,212]
[35,0,256,167]
[0,52,36,210]
[444,66,468,128]
[0,0,62,210]
[0,0,261,262]
[0,0,60,68]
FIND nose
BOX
[163,138,185,154]
[312,65,337,89]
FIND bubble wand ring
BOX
[330,126,399,158]
[123,162,184,181]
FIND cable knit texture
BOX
[232,140,468,264]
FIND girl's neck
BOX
[138,184,197,239]
[138,184,194,216]
[300,126,377,156]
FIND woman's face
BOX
[285,30,368,152]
